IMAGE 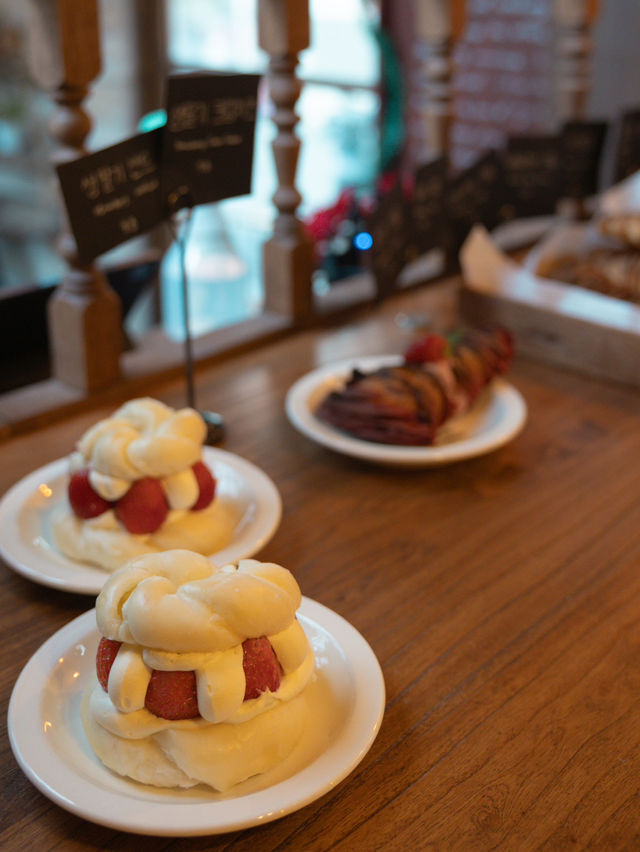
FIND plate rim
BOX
[8,597,385,836]
[285,355,527,467]
[0,446,282,595]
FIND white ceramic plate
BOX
[285,355,527,467]
[0,447,282,595]
[8,598,385,836]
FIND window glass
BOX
[168,0,380,87]
[0,4,64,290]
[161,0,381,339]
[168,0,263,72]
[0,0,380,343]
[0,0,145,293]
[301,0,379,87]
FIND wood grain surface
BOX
[2,280,640,851]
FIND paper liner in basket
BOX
[460,224,640,335]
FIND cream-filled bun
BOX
[82,551,316,791]
[51,398,237,571]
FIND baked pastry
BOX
[599,213,640,249]
[539,248,640,303]
[315,328,514,446]
[52,398,236,571]
[536,211,640,302]
[82,551,315,791]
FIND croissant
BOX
[540,248,640,303]
[599,213,640,249]
[315,328,514,446]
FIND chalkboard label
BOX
[367,185,408,298]
[501,134,561,219]
[56,128,164,264]
[409,156,447,258]
[614,109,640,184]
[163,72,260,212]
[560,120,607,200]
[446,150,504,257]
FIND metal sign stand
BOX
[169,202,225,445]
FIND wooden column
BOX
[258,0,314,323]
[554,0,600,121]
[26,0,122,392]
[413,0,466,162]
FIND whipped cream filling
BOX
[108,643,151,713]
[51,499,240,572]
[161,468,199,510]
[95,622,315,737]
[82,685,314,792]
[78,447,202,511]
[74,505,196,532]
[88,470,130,501]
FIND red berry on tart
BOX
[96,634,285,720]
[68,470,113,519]
[115,477,169,534]
[96,637,122,690]
[190,460,216,511]
[242,637,283,700]
[144,669,200,720]
[404,332,447,364]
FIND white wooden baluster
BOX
[413,0,466,163]
[554,0,600,121]
[25,0,123,392]
[258,0,315,322]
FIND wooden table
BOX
[2,281,640,850]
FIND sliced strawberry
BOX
[97,635,283,720]
[68,469,113,519]
[144,669,199,720]
[242,636,283,700]
[115,477,169,534]
[96,637,122,691]
[191,461,216,511]
[404,333,447,364]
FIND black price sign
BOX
[56,74,260,264]
[614,109,640,183]
[560,120,607,200]
[501,135,562,219]
[409,156,447,258]
[367,185,408,299]
[56,129,164,264]
[163,72,260,212]
[445,151,504,256]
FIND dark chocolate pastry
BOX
[315,327,514,446]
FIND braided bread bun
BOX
[78,397,206,481]
[97,550,302,653]
[52,398,238,571]
[82,552,316,791]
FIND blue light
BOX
[354,231,373,251]
[138,109,167,133]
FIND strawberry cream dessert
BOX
[51,398,237,571]
[81,551,316,791]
